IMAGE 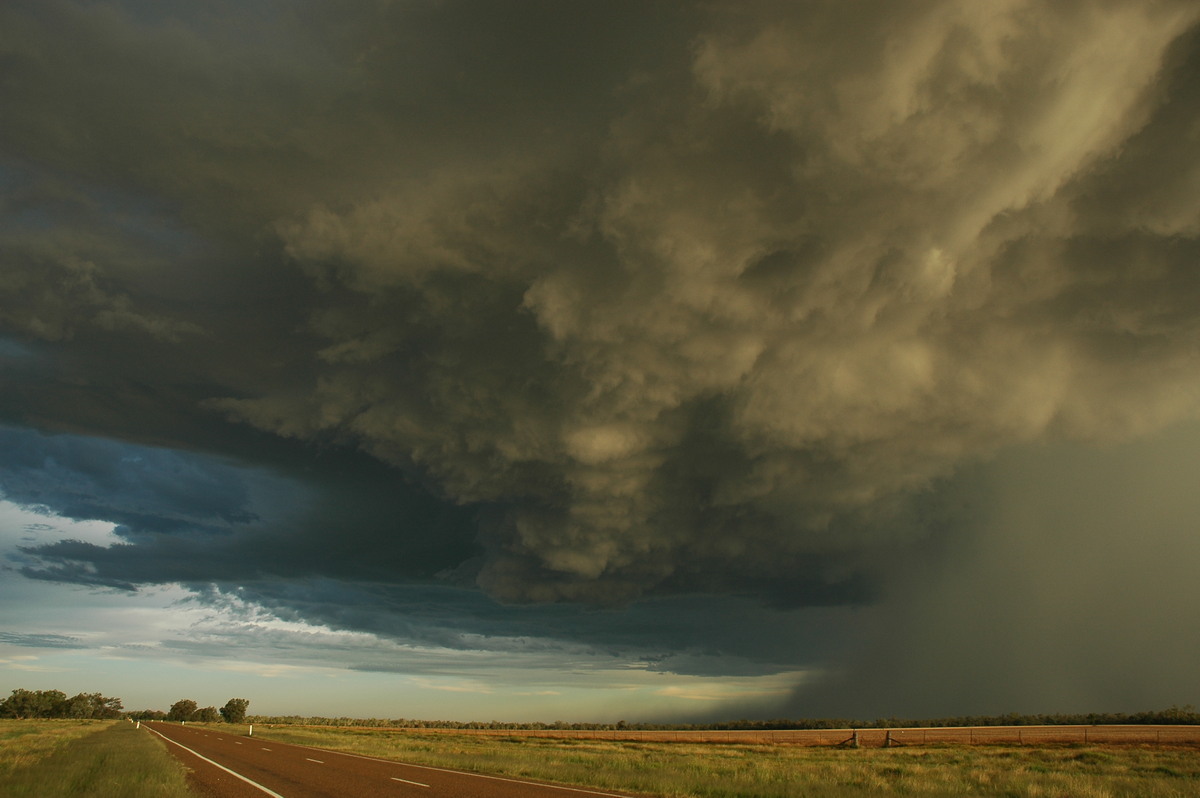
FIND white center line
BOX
[261,747,272,751]
[144,726,285,798]
[286,742,634,797]
[305,758,324,764]
[391,776,430,788]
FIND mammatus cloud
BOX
[2,0,1200,716]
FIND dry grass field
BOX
[394,724,1200,747]
[240,722,1200,797]
[10,718,1192,796]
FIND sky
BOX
[2,0,1200,723]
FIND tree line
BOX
[127,698,250,724]
[0,689,123,719]
[151,697,250,724]
[1,688,249,724]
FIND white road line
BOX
[391,776,430,788]
[145,726,286,798]
[261,747,273,751]
[305,757,324,763]
[284,742,633,797]
[375,760,633,798]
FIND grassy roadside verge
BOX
[244,724,1200,797]
[0,719,109,777]
[0,720,192,797]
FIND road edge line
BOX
[144,725,287,798]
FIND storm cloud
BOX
[2,0,1200,718]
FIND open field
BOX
[0,720,191,797]
[238,723,1200,797]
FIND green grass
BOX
[247,724,1200,797]
[0,720,192,797]
[0,719,109,778]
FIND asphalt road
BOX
[143,722,637,798]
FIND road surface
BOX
[143,722,637,798]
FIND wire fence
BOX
[433,724,1200,747]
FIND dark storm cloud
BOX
[0,426,263,537]
[211,580,849,678]
[258,0,1200,607]
[0,425,828,677]
[3,425,479,586]
[3,0,1200,714]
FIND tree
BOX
[220,698,250,724]
[0,689,41,718]
[0,689,67,718]
[194,706,220,723]
[96,695,124,719]
[60,693,94,718]
[168,699,198,721]
[60,692,123,719]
